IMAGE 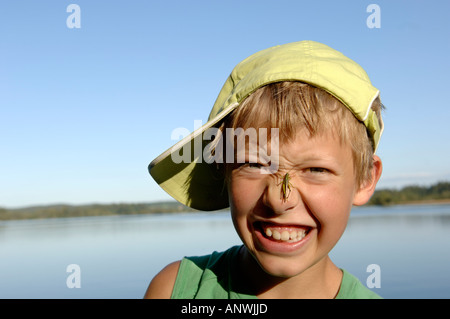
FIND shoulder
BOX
[336,269,382,299]
[144,246,243,299]
[144,260,181,299]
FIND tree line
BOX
[1,181,450,220]
[368,181,450,206]
[0,201,198,221]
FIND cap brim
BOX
[148,102,238,211]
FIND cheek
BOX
[228,177,264,242]
[228,177,262,213]
[307,184,353,242]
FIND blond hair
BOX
[215,81,383,189]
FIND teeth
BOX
[262,226,308,243]
[273,230,281,240]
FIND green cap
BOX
[149,40,384,211]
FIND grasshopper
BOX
[277,172,293,201]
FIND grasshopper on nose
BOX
[277,173,293,202]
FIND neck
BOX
[237,247,343,299]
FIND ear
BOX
[353,155,383,206]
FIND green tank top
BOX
[171,245,382,299]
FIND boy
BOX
[145,41,384,299]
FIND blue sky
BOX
[1,1,450,208]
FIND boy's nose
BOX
[262,175,299,214]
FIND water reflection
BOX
[1,205,449,298]
[332,204,450,299]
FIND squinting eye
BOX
[245,162,263,169]
[236,162,265,171]
[309,167,328,173]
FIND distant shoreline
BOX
[0,201,199,221]
[391,199,450,206]
[2,181,450,221]
[1,198,450,222]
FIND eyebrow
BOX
[286,153,344,169]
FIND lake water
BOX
[1,204,450,299]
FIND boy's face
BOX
[227,128,370,278]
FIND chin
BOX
[253,252,312,279]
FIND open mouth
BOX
[255,221,312,244]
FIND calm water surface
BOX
[1,204,450,298]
